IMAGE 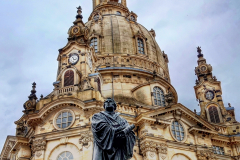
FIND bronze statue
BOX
[91,98,136,160]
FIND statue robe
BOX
[92,111,136,160]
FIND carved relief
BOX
[79,131,93,148]
[196,150,217,160]
[32,138,47,153]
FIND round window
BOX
[57,151,74,160]
[55,110,74,129]
[171,121,185,141]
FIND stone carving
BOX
[23,82,38,114]
[165,91,175,106]
[16,121,27,137]
[60,137,69,145]
[91,98,136,160]
[156,143,168,154]
[140,141,157,154]
[79,131,93,148]
[196,150,217,160]
[36,151,42,157]
[32,138,47,153]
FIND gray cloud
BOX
[0,0,239,151]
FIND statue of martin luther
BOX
[91,98,136,160]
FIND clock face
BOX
[69,54,79,65]
[201,65,207,72]
[205,91,214,100]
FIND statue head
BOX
[103,98,117,112]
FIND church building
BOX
[1,0,240,160]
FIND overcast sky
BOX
[0,0,239,151]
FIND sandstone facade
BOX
[1,1,240,160]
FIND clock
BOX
[200,65,207,72]
[69,53,79,65]
[205,90,214,100]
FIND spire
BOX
[28,82,37,100]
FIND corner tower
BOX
[194,47,237,125]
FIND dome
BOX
[62,1,177,106]
[84,2,170,79]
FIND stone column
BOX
[156,143,168,160]
[32,138,47,160]
[141,141,158,160]
[79,131,94,160]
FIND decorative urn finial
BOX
[28,82,37,100]
[76,6,83,19]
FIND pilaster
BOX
[32,138,46,160]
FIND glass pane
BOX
[61,152,65,157]
[57,119,61,124]
[172,131,175,135]
[180,127,184,131]
[63,158,67,160]
[176,126,179,130]
[171,125,175,129]
[62,112,67,117]
[154,100,157,105]
[58,157,62,160]
[69,154,73,160]
[66,152,71,157]
[177,137,181,141]
[62,118,67,123]
[58,114,62,119]
[68,122,71,126]
[62,123,67,128]
[57,124,61,128]
[176,131,180,136]
[68,112,72,116]
[181,132,184,137]
[68,116,73,121]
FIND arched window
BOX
[57,151,74,160]
[153,87,165,106]
[90,37,98,52]
[64,70,74,87]
[116,11,122,15]
[137,38,145,54]
[209,106,220,123]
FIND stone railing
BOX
[96,55,170,81]
[58,86,74,94]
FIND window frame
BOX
[213,146,225,155]
[205,103,223,123]
[53,109,75,130]
[57,151,74,160]
[170,119,187,143]
[134,35,148,56]
[152,86,166,107]
[90,37,98,53]
[64,70,74,87]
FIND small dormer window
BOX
[153,87,165,106]
[137,38,145,54]
[90,37,98,52]
[116,11,121,15]
[130,15,136,21]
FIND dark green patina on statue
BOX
[92,98,136,160]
